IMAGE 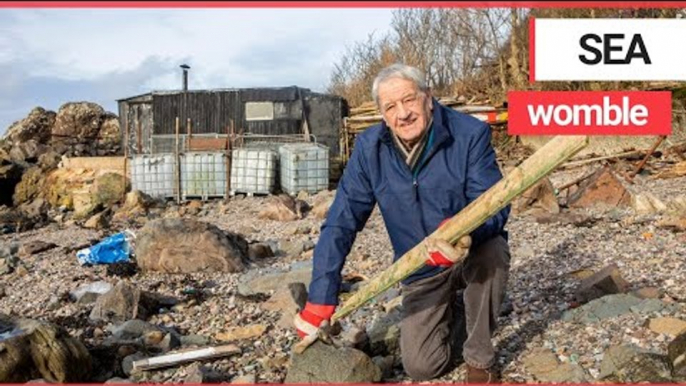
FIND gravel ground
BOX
[1,169,685,383]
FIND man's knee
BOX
[464,236,510,282]
[401,345,453,381]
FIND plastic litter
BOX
[76,230,136,266]
[69,281,113,302]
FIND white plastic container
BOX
[181,152,228,199]
[230,148,278,195]
[130,154,176,198]
[279,143,329,195]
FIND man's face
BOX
[378,77,433,146]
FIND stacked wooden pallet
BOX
[340,97,508,162]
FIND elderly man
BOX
[294,64,510,383]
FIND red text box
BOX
[508,91,672,135]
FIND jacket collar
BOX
[379,98,451,147]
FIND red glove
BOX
[426,218,471,267]
[427,248,457,267]
[293,302,335,338]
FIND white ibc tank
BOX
[181,152,228,199]
[279,143,329,195]
[130,154,176,198]
[230,148,278,195]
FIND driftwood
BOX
[131,344,241,372]
[331,135,589,322]
[559,149,644,170]
[557,170,597,192]
[626,135,667,182]
[654,161,686,179]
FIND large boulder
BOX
[0,314,92,383]
[50,103,121,156]
[95,115,121,154]
[285,341,381,383]
[3,107,55,145]
[51,102,106,146]
[135,218,248,273]
[8,140,50,164]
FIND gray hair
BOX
[372,64,429,107]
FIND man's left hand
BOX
[425,235,471,267]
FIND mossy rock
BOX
[12,167,45,206]
[0,314,92,383]
[93,172,128,207]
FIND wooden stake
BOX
[557,170,596,192]
[226,119,234,196]
[175,117,181,204]
[123,113,129,202]
[136,118,142,155]
[331,135,589,323]
[626,135,667,182]
[132,344,240,372]
[187,118,192,146]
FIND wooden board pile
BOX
[340,97,508,162]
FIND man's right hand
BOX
[293,302,335,338]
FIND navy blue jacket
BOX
[308,99,510,306]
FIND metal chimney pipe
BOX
[180,64,190,91]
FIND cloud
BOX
[0,56,178,131]
[0,8,394,134]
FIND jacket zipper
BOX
[411,127,443,233]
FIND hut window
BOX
[245,102,274,121]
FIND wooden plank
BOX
[331,135,589,322]
[175,117,181,205]
[132,344,241,372]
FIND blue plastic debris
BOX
[76,231,134,266]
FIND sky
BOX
[0,8,394,134]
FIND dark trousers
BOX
[400,235,511,381]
